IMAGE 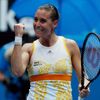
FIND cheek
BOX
[48,22,54,29]
[48,24,54,31]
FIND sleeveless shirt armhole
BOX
[61,37,71,58]
[27,42,35,69]
[32,41,35,53]
[29,42,35,63]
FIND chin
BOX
[35,33,41,38]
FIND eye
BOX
[40,18,47,23]
[34,17,38,22]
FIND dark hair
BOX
[38,4,59,21]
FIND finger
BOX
[80,89,89,97]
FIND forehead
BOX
[34,9,51,19]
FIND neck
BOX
[39,33,58,47]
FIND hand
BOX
[14,23,25,37]
[79,88,90,98]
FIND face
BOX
[33,9,57,38]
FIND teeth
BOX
[36,27,42,32]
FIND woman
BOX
[11,4,89,100]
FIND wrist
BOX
[14,36,22,45]
[15,33,23,37]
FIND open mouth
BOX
[35,27,43,32]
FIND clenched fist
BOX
[14,24,25,37]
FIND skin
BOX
[11,8,89,98]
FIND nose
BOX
[34,21,41,30]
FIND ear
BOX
[53,20,58,28]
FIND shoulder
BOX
[67,39,78,47]
[63,37,78,48]
[22,43,33,54]
[64,38,80,55]
[59,36,77,45]
[22,39,37,54]
[22,43,32,49]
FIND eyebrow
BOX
[34,17,48,23]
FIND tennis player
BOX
[11,4,89,100]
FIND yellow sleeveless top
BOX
[27,36,73,100]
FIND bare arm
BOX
[66,39,90,98]
[71,41,81,82]
[66,39,81,82]
[11,24,31,77]
[11,44,30,77]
